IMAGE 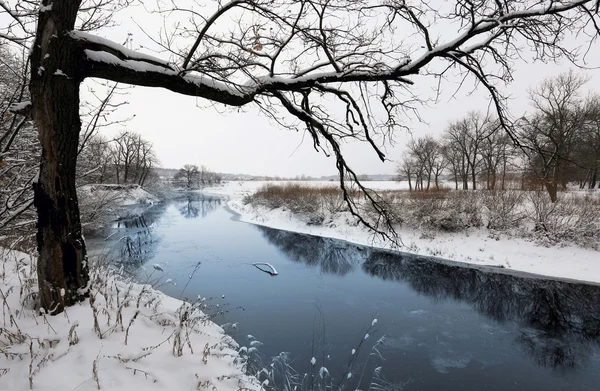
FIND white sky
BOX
[85,3,600,178]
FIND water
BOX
[88,194,600,391]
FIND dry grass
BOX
[243,183,600,248]
[244,184,351,225]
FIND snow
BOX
[70,31,170,67]
[53,69,69,78]
[8,100,31,113]
[201,181,600,285]
[252,263,278,276]
[39,3,52,12]
[0,248,260,391]
[78,184,158,206]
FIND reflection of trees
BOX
[111,207,165,271]
[258,226,600,371]
[176,195,221,219]
[257,226,363,276]
[362,252,600,371]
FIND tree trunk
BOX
[30,0,88,314]
[545,181,558,203]
[471,163,477,191]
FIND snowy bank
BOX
[0,248,260,391]
[78,184,159,206]
[202,181,600,285]
[77,184,160,233]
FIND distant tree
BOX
[109,131,159,186]
[176,164,200,188]
[76,133,112,184]
[396,157,416,191]
[478,120,513,190]
[444,112,493,190]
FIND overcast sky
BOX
[85,3,600,178]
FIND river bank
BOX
[202,180,600,285]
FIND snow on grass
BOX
[0,248,259,391]
[78,184,159,206]
[201,181,600,285]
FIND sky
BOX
[81,2,600,178]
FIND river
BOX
[88,194,600,391]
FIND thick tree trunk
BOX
[30,0,88,314]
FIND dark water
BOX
[89,194,600,391]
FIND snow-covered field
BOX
[202,181,600,285]
[0,249,259,391]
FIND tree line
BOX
[397,71,600,202]
[78,131,159,187]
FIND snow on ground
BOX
[78,184,159,206]
[202,181,600,285]
[0,248,259,391]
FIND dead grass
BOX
[243,183,600,248]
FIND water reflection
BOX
[110,195,222,269]
[114,214,158,270]
[178,195,222,219]
[257,227,362,276]
[257,226,600,371]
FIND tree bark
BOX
[30,0,88,314]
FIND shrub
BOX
[483,189,526,230]
[525,191,600,249]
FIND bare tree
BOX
[444,112,494,190]
[396,157,416,191]
[519,71,591,201]
[175,164,200,188]
[2,0,599,313]
[576,95,600,189]
[76,133,113,184]
[0,47,37,242]
[479,119,512,190]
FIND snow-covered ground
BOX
[78,184,159,206]
[202,181,600,285]
[0,249,259,391]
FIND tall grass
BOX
[243,184,600,249]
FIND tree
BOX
[478,120,513,190]
[175,164,200,188]
[0,48,37,240]
[519,71,591,201]
[109,131,158,185]
[2,0,599,313]
[576,95,600,189]
[396,157,416,191]
[444,112,494,190]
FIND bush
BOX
[394,189,482,232]
[244,183,348,222]
[483,189,526,230]
[525,191,600,248]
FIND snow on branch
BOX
[8,101,32,116]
